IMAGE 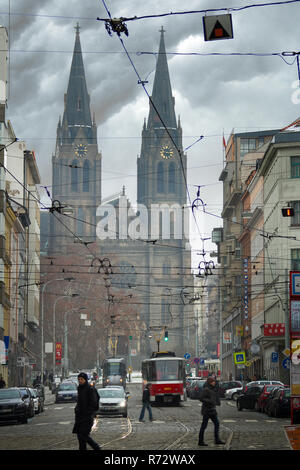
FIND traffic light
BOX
[164,331,169,342]
[282,207,294,217]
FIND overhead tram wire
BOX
[1,0,299,23]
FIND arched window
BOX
[168,162,176,193]
[71,159,78,191]
[83,160,89,192]
[157,162,165,193]
[77,207,84,236]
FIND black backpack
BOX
[90,386,100,411]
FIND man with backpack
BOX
[72,372,101,451]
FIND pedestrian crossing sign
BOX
[234,351,246,364]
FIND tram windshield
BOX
[148,360,183,381]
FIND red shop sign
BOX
[264,323,285,336]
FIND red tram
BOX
[141,352,186,404]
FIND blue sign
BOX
[200,358,205,365]
[271,352,279,363]
[184,353,191,360]
[283,358,290,369]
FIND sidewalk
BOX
[44,386,55,406]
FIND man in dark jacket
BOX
[139,383,153,422]
[198,376,225,446]
[72,372,101,451]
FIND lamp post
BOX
[40,277,74,383]
[52,293,78,375]
[63,306,86,378]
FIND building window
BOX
[163,262,170,275]
[77,207,84,236]
[168,162,176,193]
[240,138,256,160]
[71,159,78,191]
[83,160,89,192]
[157,162,165,193]
[291,249,300,270]
[161,299,169,325]
[291,156,300,178]
[291,201,300,225]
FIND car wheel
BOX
[255,401,260,412]
[20,416,28,424]
[231,393,238,401]
[237,401,243,411]
[123,412,128,418]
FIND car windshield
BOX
[59,383,77,391]
[266,386,277,392]
[19,389,29,397]
[0,389,21,400]
[99,389,125,398]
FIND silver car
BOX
[97,387,129,417]
[225,386,244,400]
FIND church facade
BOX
[45,25,192,360]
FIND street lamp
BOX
[52,292,79,374]
[63,306,85,378]
[40,277,74,382]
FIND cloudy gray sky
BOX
[1,0,300,267]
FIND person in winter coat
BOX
[139,383,153,422]
[72,372,101,451]
[198,376,225,446]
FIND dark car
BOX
[189,379,206,399]
[237,385,264,411]
[18,387,35,418]
[55,381,78,403]
[186,378,203,398]
[255,385,282,413]
[219,381,242,398]
[266,387,290,417]
[0,388,29,424]
[264,386,284,415]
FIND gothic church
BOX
[44,25,192,359]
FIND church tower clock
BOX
[49,24,102,253]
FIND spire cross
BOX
[159,26,166,34]
[75,23,80,35]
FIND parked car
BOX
[266,387,291,417]
[245,380,284,391]
[255,384,283,412]
[18,387,35,418]
[55,381,78,403]
[189,379,206,399]
[186,377,203,398]
[96,386,130,417]
[225,385,244,401]
[237,385,264,411]
[219,381,242,398]
[0,388,29,424]
[30,387,44,414]
[186,377,194,396]
[264,386,284,415]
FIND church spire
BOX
[147,26,177,131]
[61,23,93,143]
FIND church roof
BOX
[147,27,177,131]
[61,24,92,142]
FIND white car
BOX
[225,386,244,401]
